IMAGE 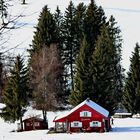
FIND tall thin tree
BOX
[123,43,140,114]
[69,37,92,105]
[91,25,119,114]
[61,1,76,91]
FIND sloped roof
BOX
[23,116,43,122]
[54,99,109,121]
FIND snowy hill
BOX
[2,0,140,71]
[3,0,89,56]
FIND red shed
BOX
[53,99,111,132]
[22,117,48,131]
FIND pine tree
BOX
[0,55,29,131]
[74,2,86,55]
[107,16,124,104]
[123,43,140,114]
[54,6,63,47]
[83,0,106,49]
[54,6,70,101]
[61,1,76,91]
[91,25,118,114]
[28,5,58,55]
[69,37,93,105]
[69,1,123,114]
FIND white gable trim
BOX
[85,100,109,117]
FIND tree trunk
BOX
[22,0,26,4]
[20,116,23,131]
[70,42,74,91]
[42,110,48,129]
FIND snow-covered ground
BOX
[1,103,140,140]
[1,0,140,139]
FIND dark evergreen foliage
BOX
[123,43,140,114]
[54,6,63,49]
[91,25,119,115]
[69,11,123,115]
[28,5,58,55]
[83,0,106,49]
[69,37,92,105]
[74,2,87,57]
[61,1,76,91]
[0,55,30,130]
[107,16,124,104]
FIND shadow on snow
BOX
[112,127,140,132]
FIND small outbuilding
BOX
[22,117,48,131]
[53,99,111,133]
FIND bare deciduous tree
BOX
[29,43,64,126]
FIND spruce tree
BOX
[61,1,76,91]
[83,0,106,50]
[54,6,63,46]
[74,2,86,56]
[91,25,118,114]
[69,37,93,105]
[73,2,87,60]
[54,6,70,101]
[0,55,29,131]
[69,2,123,114]
[28,5,58,55]
[107,16,124,104]
[123,43,140,114]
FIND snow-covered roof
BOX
[54,99,109,121]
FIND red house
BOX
[53,99,111,132]
[22,117,48,131]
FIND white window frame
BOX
[80,111,91,117]
[71,121,82,128]
[90,121,101,127]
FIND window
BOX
[26,122,30,126]
[34,122,40,127]
[80,111,91,117]
[74,122,79,127]
[71,121,82,128]
[90,121,101,127]
[84,112,88,117]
